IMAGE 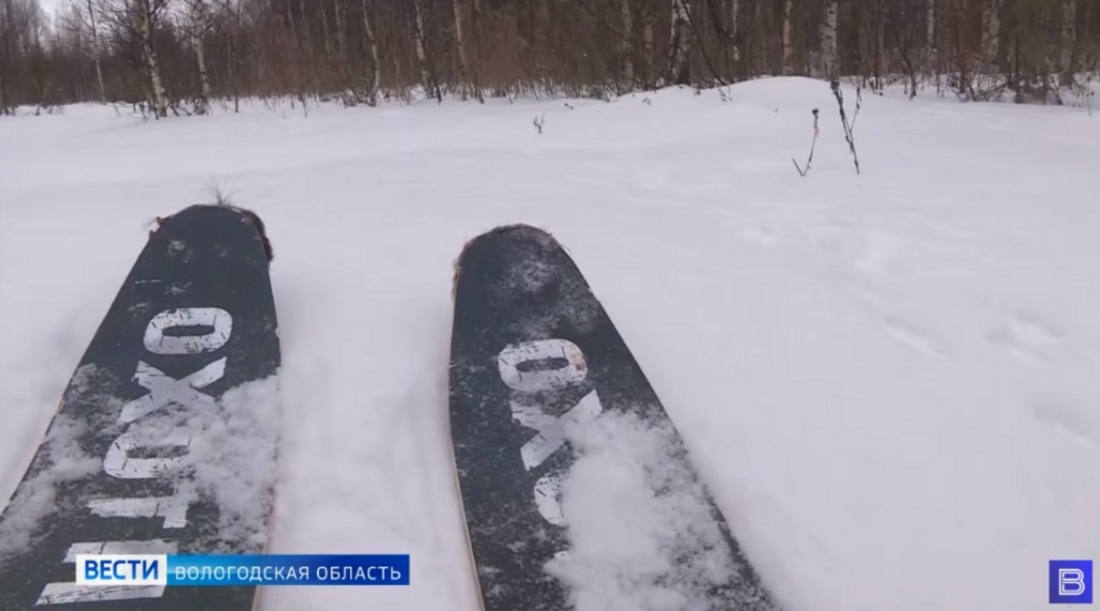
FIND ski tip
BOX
[149,203,275,263]
[451,223,560,301]
[457,223,560,259]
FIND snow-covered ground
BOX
[1,77,1097,610]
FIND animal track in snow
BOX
[987,310,1065,368]
[882,316,946,359]
[735,227,778,247]
[1032,398,1098,450]
[846,281,947,360]
[852,230,904,277]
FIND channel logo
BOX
[76,554,168,586]
[72,553,409,587]
[1050,560,1093,604]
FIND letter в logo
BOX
[1049,560,1093,604]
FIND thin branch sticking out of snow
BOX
[831,80,862,175]
[792,108,820,177]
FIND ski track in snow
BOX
[2,77,1099,611]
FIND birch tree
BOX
[0,0,12,114]
[781,0,794,75]
[982,0,1001,72]
[452,0,479,101]
[411,0,440,101]
[643,12,655,85]
[926,0,936,72]
[620,0,633,86]
[360,0,379,104]
[333,0,346,64]
[319,1,332,58]
[77,0,107,102]
[221,0,239,111]
[1061,0,1077,86]
[730,0,740,62]
[136,0,168,117]
[822,0,838,81]
[187,0,212,113]
[667,0,691,84]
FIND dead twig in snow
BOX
[792,108,820,177]
[831,79,862,175]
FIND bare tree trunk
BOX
[875,0,884,86]
[781,0,794,75]
[452,0,479,101]
[926,0,935,47]
[138,0,168,117]
[285,0,297,46]
[471,0,483,88]
[982,0,1000,72]
[361,0,380,104]
[297,0,317,97]
[730,0,740,62]
[190,0,212,113]
[412,0,440,101]
[334,0,347,61]
[333,0,351,93]
[0,61,7,116]
[620,0,633,87]
[754,0,765,76]
[320,1,333,58]
[297,0,311,54]
[223,0,239,112]
[667,0,691,84]
[822,0,838,80]
[84,0,106,103]
[1061,0,1077,86]
[285,0,302,93]
[0,0,8,115]
[643,16,655,86]
[926,0,936,75]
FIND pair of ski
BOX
[0,205,779,610]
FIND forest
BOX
[0,0,1097,117]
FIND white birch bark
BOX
[1061,0,1077,83]
[412,0,438,101]
[781,0,793,75]
[334,0,347,60]
[621,0,633,84]
[189,0,212,113]
[667,0,691,84]
[822,0,838,80]
[320,1,332,57]
[452,0,474,100]
[643,18,654,83]
[138,0,167,117]
[926,0,935,48]
[85,0,106,102]
[730,0,740,62]
[360,0,380,104]
[981,0,1000,71]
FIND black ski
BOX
[0,204,281,610]
[448,224,779,611]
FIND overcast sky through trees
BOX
[35,0,57,16]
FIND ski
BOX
[448,224,779,611]
[0,204,282,611]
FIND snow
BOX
[0,408,100,564]
[186,375,282,553]
[546,409,773,611]
[0,363,281,565]
[2,77,1099,610]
